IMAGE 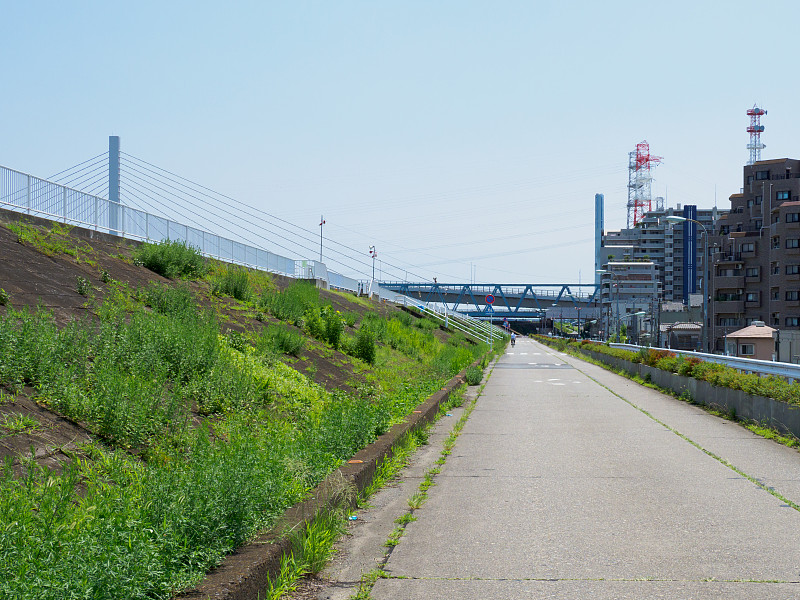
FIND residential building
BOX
[603,204,723,304]
[724,322,776,361]
[710,158,800,359]
[598,261,660,341]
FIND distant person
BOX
[510,332,516,347]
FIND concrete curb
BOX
[178,359,483,600]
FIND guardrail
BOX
[1,164,361,293]
[610,343,800,382]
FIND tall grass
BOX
[0,280,486,598]
[133,239,207,279]
[212,265,251,301]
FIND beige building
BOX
[724,322,776,361]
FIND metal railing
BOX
[610,343,800,382]
[1,164,360,292]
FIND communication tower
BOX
[746,104,767,165]
[626,141,662,227]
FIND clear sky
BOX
[3,1,799,284]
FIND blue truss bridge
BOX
[378,282,601,321]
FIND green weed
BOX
[1,413,40,434]
[212,265,251,301]
[133,239,207,279]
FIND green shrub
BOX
[0,289,9,306]
[322,307,344,349]
[133,239,207,279]
[256,324,305,356]
[352,326,376,365]
[262,282,319,324]
[465,365,483,385]
[142,282,196,316]
[212,266,251,301]
[76,276,91,296]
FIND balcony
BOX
[714,275,745,288]
[715,253,743,264]
[713,300,745,313]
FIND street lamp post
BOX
[620,311,647,344]
[665,216,709,353]
[369,246,377,281]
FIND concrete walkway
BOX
[371,337,800,599]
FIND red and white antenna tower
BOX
[626,140,662,228]
[746,104,767,165]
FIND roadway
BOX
[369,337,800,599]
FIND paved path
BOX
[372,337,800,599]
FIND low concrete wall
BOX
[579,347,800,438]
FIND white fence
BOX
[1,164,360,292]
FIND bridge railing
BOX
[610,343,800,383]
[0,164,360,292]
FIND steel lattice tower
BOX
[626,140,662,228]
[746,104,767,165]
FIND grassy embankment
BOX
[0,240,488,600]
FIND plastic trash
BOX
[445,413,453,416]
[348,515,358,521]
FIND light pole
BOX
[620,311,647,344]
[596,269,619,342]
[665,216,708,353]
[369,246,377,281]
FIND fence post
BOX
[26,175,31,214]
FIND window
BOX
[787,317,800,327]
[719,318,739,327]
[788,265,800,275]
[787,213,800,223]
[787,291,800,301]
[746,267,759,277]
[741,242,755,252]
[772,289,780,300]
[772,262,780,275]
[745,292,758,302]
[739,344,755,356]
[747,199,754,208]
[745,317,762,326]
[719,225,730,235]
[773,237,781,249]
[787,239,800,249]
[756,170,770,180]
[773,313,780,326]
[777,190,791,201]
[754,195,763,205]
[747,175,754,184]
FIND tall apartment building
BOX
[710,158,800,358]
[602,204,723,304]
[597,261,660,341]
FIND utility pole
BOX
[369,246,377,281]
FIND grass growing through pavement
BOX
[0,275,486,599]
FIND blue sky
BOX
[3,1,799,284]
